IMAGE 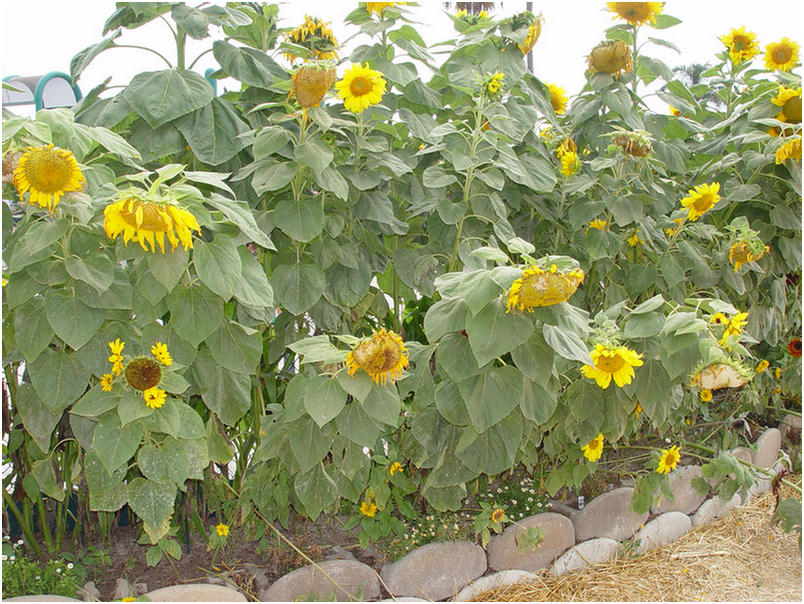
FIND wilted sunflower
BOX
[588,40,632,77]
[771,86,802,124]
[720,27,760,63]
[679,182,720,221]
[283,15,338,63]
[612,129,653,157]
[560,151,580,177]
[292,61,337,108]
[346,328,409,385]
[12,144,85,213]
[556,138,577,158]
[694,361,750,390]
[764,38,800,71]
[656,445,681,474]
[506,264,584,311]
[729,240,770,271]
[581,433,605,462]
[104,189,201,254]
[335,63,387,113]
[547,83,568,114]
[775,136,802,164]
[582,344,643,389]
[606,2,663,26]
[513,12,544,55]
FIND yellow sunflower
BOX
[586,218,608,233]
[518,15,544,55]
[485,72,506,96]
[720,27,760,63]
[283,15,339,63]
[292,61,337,108]
[775,136,802,164]
[729,241,769,271]
[12,144,85,213]
[669,105,681,117]
[216,523,230,537]
[581,433,605,462]
[556,138,576,158]
[723,311,748,339]
[764,38,800,71]
[151,342,173,366]
[335,63,387,113]
[491,508,506,524]
[108,339,125,376]
[656,445,681,474]
[360,500,378,517]
[588,40,633,77]
[679,182,720,221]
[346,328,409,385]
[365,2,402,16]
[581,344,644,389]
[771,86,802,124]
[104,191,201,254]
[700,388,713,402]
[143,386,166,409]
[505,264,584,311]
[547,83,568,114]
[388,462,403,476]
[756,360,769,373]
[560,151,580,177]
[606,2,663,26]
[627,229,645,247]
[100,373,114,392]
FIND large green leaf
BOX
[271,262,325,315]
[71,385,121,418]
[435,332,482,381]
[117,390,154,426]
[423,298,467,343]
[289,418,336,472]
[122,69,214,128]
[212,40,286,87]
[28,349,90,414]
[8,219,69,272]
[176,97,250,165]
[206,194,275,250]
[542,323,594,365]
[83,448,125,499]
[15,384,61,452]
[251,160,297,194]
[190,349,251,425]
[146,247,188,290]
[325,262,372,307]
[253,125,292,157]
[193,235,242,300]
[31,456,65,501]
[510,331,555,388]
[140,399,205,439]
[434,380,470,426]
[335,403,381,448]
[625,360,674,423]
[457,413,522,474]
[126,477,175,543]
[207,319,263,374]
[45,290,105,350]
[92,413,143,474]
[233,247,274,309]
[303,376,347,427]
[165,285,223,346]
[294,137,333,172]
[294,463,338,521]
[273,197,325,242]
[434,269,507,315]
[520,377,558,424]
[13,298,54,363]
[457,366,523,432]
[362,384,401,427]
[65,254,115,294]
[137,437,209,487]
[288,336,347,365]
[465,300,533,366]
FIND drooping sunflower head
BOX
[560,151,581,177]
[547,83,568,114]
[581,343,644,389]
[283,15,339,63]
[775,135,802,164]
[679,181,720,222]
[588,40,633,77]
[612,129,653,157]
[606,2,663,26]
[693,359,752,391]
[291,60,337,108]
[104,188,201,254]
[764,38,800,71]
[12,144,85,213]
[507,11,544,55]
[656,445,681,474]
[506,263,584,312]
[581,433,605,462]
[771,86,802,124]
[335,63,387,114]
[729,240,770,272]
[720,27,760,64]
[346,328,409,385]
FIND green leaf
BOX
[166,285,223,346]
[471,246,510,263]
[171,4,209,39]
[436,332,482,381]
[623,311,665,339]
[466,300,533,366]
[336,403,381,448]
[273,197,325,242]
[65,254,115,294]
[457,413,522,475]
[28,349,90,414]
[212,40,286,87]
[295,137,333,172]
[294,463,338,521]
[422,165,457,188]
[127,477,175,543]
[314,166,349,201]
[304,375,348,427]
[435,380,469,426]
[16,384,61,452]
[30,457,63,501]
[92,413,143,474]
[146,546,163,567]
[289,417,336,473]
[601,85,633,117]
[511,331,555,388]
[123,69,214,128]
[362,384,401,426]
[117,390,153,426]
[8,218,69,272]
[137,437,208,486]
[45,290,105,349]
[457,366,523,432]
[652,14,682,29]
[626,360,673,423]
[175,97,250,165]
[253,126,291,157]
[233,247,274,309]
[325,262,372,307]
[193,235,242,300]
[288,336,348,365]
[520,377,558,424]
[146,248,188,291]
[83,448,125,499]
[542,323,594,365]
[631,294,665,314]
[141,399,204,439]
[252,160,297,194]
[207,319,263,374]
[434,269,505,315]
[424,298,467,343]
[206,417,234,464]
[271,262,325,315]
[71,385,121,418]
[337,370,374,403]
[206,194,275,250]
[190,349,252,425]
[13,298,54,363]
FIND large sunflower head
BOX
[729,241,770,271]
[771,86,802,124]
[560,151,580,177]
[12,144,85,213]
[547,83,568,114]
[606,2,663,26]
[693,360,751,390]
[656,445,681,474]
[581,343,643,389]
[581,433,605,462]
[720,27,760,64]
[103,188,201,254]
[775,136,802,164]
[764,38,800,72]
[283,15,339,63]
[346,328,409,385]
[292,60,337,108]
[588,40,633,77]
[508,11,544,55]
[335,64,387,114]
[506,263,584,312]
[679,182,720,222]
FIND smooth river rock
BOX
[691,493,742,527]
[145,584,247,601]
[634,512,691,554]
[651,465,708,515]
[261,560,379,602]
[453,569,540,601]
[487,512,574,572]
[753,428,782,468]
[549,537,618,576]
[571,487,648,542]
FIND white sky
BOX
[2,1,802,115]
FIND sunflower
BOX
[634,402,642,418]
[108,339,125,376]
[125,357,163,391]
[12,144,85,213]
[485,72,506,96]
[143,386,166,409]
[560,151,580,177]
[586,218,608,233]
[606,2,663,26]
[216,523,230,537]
[292,61,336,108]
[720,27,760,63]
[613,131,652,157]
[656,445,681,474]
[627,229,644,246]
[517,14,544,55]
[588,40,632,77]
[679,182,720,222]
[764,38,800,71]
[360,501,378,517]
[100,373,114,392]
[556,138,576,158]
[771,86,802,124]
[694,361,750,390]
[546,83,568,114]
[283,15,339,63]
[104,190,201,254]
[388,462,403,476]
[788,338,802,357]
[581,433,605,462]
[700,388,713,402]
[775,136,802,164]
[150,342,173,366]
[491,508,506,524]
[335,63,386,114]
[756,360,770,373]
[582,344,643,389]
[346,328,409,385]
[669,105,681,117]
[729,241,769,271]
[506,264,584,311]
[365,2,402,16]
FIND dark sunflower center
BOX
[733,36,750,51]
[783,97,801,123]
[596,354,626,373]
[692,193,715,213]
[773,46,792,63]
[125,357,162,390]
[665,451,679,466]
[355,338,400,373]
[350,76,372,96]
[27,149,72,192]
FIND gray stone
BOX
[571,487,648,542]
[112,578,133,600]
[487,512,574,572]
[77,581,100,602]
[325,545,357,561]
[753,428,782,468]
[145,584,247,601]
[691,493,741,527]
[748,460,784,498]
[634,512,691,554]
[5,598,80,602]
[262,560,379,602]
[453,570,540,601]
[549,538,618,576]
[380,541,486,600]
[252,569,270,592]
[730,447,753,464]
[133,582,148,596]
[781,414,802,441]
[651,465,708,515]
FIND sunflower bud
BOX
[588,40,633,77]
[612,130,653,157]
[292,61,337,108]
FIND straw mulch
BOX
[474,487,802,602]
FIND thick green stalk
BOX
[2,490,40,554]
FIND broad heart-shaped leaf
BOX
[117,390,154,426]
[288,336,348,365]
[16,384,61,452]
[126,477,176,543]
[45,290,105,350]
[303,375,347,427]
[31,456,65,501]
[424,298,467,343]
[271,262,325,315]
[212,40,286,88]
[92,412,143,474]
[176,97,250,165]
[233,247,274,309]
[206,416,234,464]
[625,360,673,423]
[146,248,188,291]
[140,399,205,439]
[207,319,263,374]
[362,384,402,427]
[83,448,125,499]
[137,437,209,488]
[273,197,325,243]
[511,330,555,388]
[253,125,292,158]
[457,366,523,433]
[435,332,483,382]
[193,235,242,300]
[294,463,338,521]
[166,284,223,346]
[336,370,374,403]
[28,349,91,414]
[206,194,275,251]
[71,385,121,418]
[8,218,69,272]
[520,377,558,424]
[457,412,522,475]
[542,323,594,366]
[434,269,505,315]
[122,69,214,128]
[335,403,381,448]
[65,254,115,294]
[13,298,54,363]
[325,262,372,307]
[190,349,251,426]
[294,137,333,173]
[289,417,336,473]
[466,300,533,366]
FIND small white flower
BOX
[35,575,41,580]
[10,555,16,561]
[497,488,502,493]
[56,568,62,574]
[537,502,543,507]
[1,554,7,561]
[527,497,533,502]
[67,563,74,569]
[665,437,671,444]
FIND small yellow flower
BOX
[122,599,136,602]
[560,151,580,177]
[680,182,720,222]
[581,433,605,462]
[100,373,114,392]
[606,2,663,26]
[108,339,125,376]
[389,462,403,476]
[151,342,173,366]
[700,388,713,402]
[143,386,166,409]
[775,367,782,379]
[556,138,577,158]
[216,523,229,537]
[547,83,568,114]
[491,508,506,524]
[720,27,760,64]
[586,218,608,233]
[360,501,378,517]
[764,38,799,71]
[627,229,645,247]
[365,2,403,17]
[634,402,642,418]
[669,105,681,117]
[582,344,643,389]
[657,444,681,474]
[485,72,506,96]
[756,360,769,373]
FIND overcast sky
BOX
[2,1,802,116]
